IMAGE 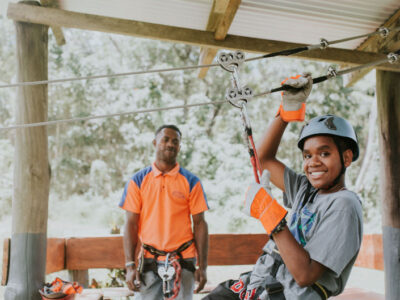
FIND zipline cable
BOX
[1,49,398,132]
[244,26,400,62]
[0,100,226,131]
[1,26,399,89]
[254,49,400,98]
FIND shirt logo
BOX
[172,191,186,200]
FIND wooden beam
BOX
[40,0,66,46]
[7,3,400,72]
[5,2,50,297]
[214,0,241,40]
[205,0,229,32]
[346,9,400,86]
[198,47,219,78]
[198,0,240,79]
[376,70,400,299]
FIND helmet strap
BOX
[329,137,346,190]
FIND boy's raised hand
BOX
[244,170,287,235]
[277,72,312,122]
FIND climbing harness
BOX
[218,50,263,183]
[39,277,83,300]
[140,240,195,300]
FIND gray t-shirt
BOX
[277,167,363,299]
[277,166,363,299]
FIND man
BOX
[119,124,209,300]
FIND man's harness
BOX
[139,240,196,300]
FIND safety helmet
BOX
[298,115,359,161]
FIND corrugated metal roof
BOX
[57,0,400,49]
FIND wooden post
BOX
[376,70,400,300]
[5,1,50,299]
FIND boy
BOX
[204,74,363,299]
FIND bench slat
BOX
[1,233,385,287]
[209,234,268,265]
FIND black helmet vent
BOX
[324,116,337,130]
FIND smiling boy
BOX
[204,75,363,299]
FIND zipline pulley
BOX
[218,51,262,183]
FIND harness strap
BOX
[142,239,194,257]
[141,240,196,273]
[311,282,332,300]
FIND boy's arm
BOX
[273,228,327,287]
[258,116,288,192]
[258,73,312,192]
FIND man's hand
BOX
[277,73,312,122]
[244,170,287,235]
[125,267,141,292]
[194,267,207,293]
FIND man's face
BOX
[153,128,181,164]
[302,135,351,190]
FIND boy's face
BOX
[302,135,352,190]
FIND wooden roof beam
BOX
[198,0,240,79]
[40,0,66,46]
[6,3,400,72]
[345,8,400,87]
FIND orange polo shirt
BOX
[119,163,208,259]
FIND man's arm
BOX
[123,211,140,291]
[192,212,208,293]
[272,228,326,287]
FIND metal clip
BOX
[225,86,253,108]
[217,51,245,72]
[378,27,389,38]
[319,38,329,49]
[387,52,399,64]
[327,66,337,78]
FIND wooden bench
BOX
[2,234,384,299]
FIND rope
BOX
[1,27,399,89]
[0,100,225,131]
[165,258,182,300]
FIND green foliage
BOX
[0,18,381,232]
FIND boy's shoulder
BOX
[325,189,362,211]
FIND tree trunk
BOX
[5,2,50,299]
[376,70,400,300]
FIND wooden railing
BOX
[2,233,383,286]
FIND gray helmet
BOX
[298,115,359,161]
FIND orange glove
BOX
[244,171,287,235]
[276,73,312,122]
